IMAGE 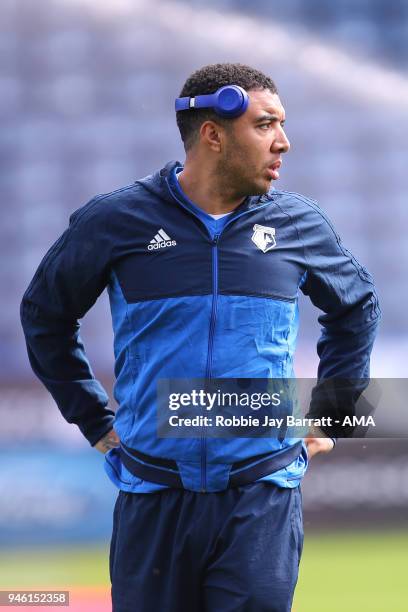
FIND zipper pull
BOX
[212,234,219,245]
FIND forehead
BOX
[246,89,285,119]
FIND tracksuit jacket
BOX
[20,161,381,493]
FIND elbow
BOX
[20,289,40,327]
[20,292,32,333]
[355,290,381,336]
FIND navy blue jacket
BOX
[20,161,381,492]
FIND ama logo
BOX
[251,224,276,253]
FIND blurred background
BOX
[1,0,407,610]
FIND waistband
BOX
[119,441,303,490]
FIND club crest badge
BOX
[251,224,277,253]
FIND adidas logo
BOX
[148,228,177,251]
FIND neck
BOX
[177,155,245,215]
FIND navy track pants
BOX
[110,482,303,612]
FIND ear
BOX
[199,120,224,153]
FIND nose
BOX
[272,125,290,154]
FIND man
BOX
[20,63,380,611]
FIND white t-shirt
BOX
[208,212,231,220]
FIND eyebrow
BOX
[255,113,285,124]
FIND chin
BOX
[251,179,271,196]
[239,175,270,197]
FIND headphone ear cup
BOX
[215,85,249,118]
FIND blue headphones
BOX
[175,85,249,118]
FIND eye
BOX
[258,123,271,130]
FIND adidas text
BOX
[148,239,177,251]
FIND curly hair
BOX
[176,63,278,151]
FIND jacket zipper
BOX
[201,233,219,491]
[165,177,273,491]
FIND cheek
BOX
[226,136,265,173]
[230,147,252,169]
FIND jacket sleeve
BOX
[20,198,115,446]
[298,201,381,437]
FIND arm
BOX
[20,197,116,446]
[299,200,381,439]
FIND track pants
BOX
[110,482,303,612]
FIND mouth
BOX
[266,160,282,180]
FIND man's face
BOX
[219,89,290,196]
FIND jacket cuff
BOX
[78,411,116,446]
